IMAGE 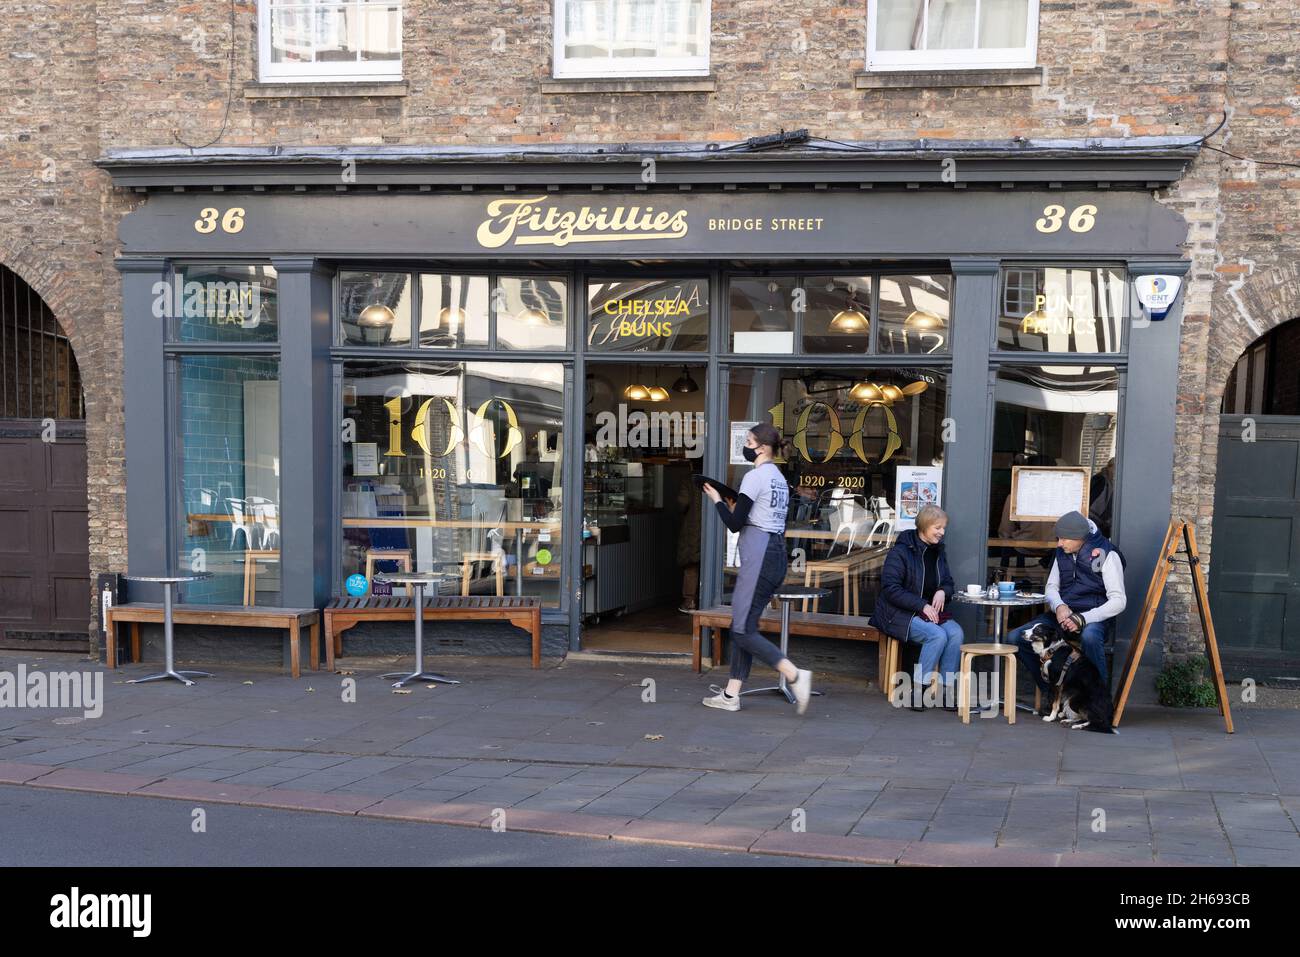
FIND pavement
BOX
[1,649,1297,867]
[0,784,845,867]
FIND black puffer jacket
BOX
[867,529,955,640]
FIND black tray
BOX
[692,474,739,502]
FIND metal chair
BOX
[226,498,261,550]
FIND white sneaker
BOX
[792,669,813,714]
[702,689,740,712]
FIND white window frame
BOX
[258,0,403,83]
[867,0,1038,71]
[553,0,711,79]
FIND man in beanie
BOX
[1007,510,1127,704]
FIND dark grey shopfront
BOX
[101,141,1197,656]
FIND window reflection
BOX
[877,274,951,355]
[725,367,948,616]
[803,276,873,354]
[341,271,412,346]
[587,278,708,352]
[999,266,1125,353]
[496,277,568,350]
[174,265,278,344]
[418,274,489,348]
[988,365,1120,593]
[179,356,281,606]
[340,361,564,607]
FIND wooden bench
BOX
[688,605,886,690]
[105,604,321,679]
[324,595,542,671]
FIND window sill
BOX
[244,81,409,99]
[540,75,717,95]
[855,67,1042,90]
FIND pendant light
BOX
[438,305,467,332]
[751,280,788,332]
[358,274,396,344]
[903,309,943,330]
[830,286,869,334]
[515,278,551,326]
[849,381,884,404]
[672,365,699,394]
[645,365,670,402]
[358,305,395,345]
[878,384,905,405]
[623,364,650,401]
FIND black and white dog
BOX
[1026,622,1116,734]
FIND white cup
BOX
[966,584,982,596]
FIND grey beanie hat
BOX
[1054,510,1090,540]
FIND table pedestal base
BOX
[738,595,826,706]
[381,670,460,689]
[128,670,213,687]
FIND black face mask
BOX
[742,446,759,463]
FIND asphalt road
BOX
[0,785,849,867]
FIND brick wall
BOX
[1,1,1297,656]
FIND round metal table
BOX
[953,591,1047,644]
[740,585,829,703]
[122,573,214,686]
[374,572,461,689]
[953,591,1048,713]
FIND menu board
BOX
[1009,466,1090,523]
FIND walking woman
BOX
[869,504,964,710]
[700,423,814,714]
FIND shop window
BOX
[341,271,414,346]
[724,366,948,615]
[802,277,874,355]
[868,0,1039,71]
[876,274,951,355]
[170,265,278,344]
[259,0,402,83]
[728,276,875,355]
[340,360,565,608]
[178,356,282,606]
[729,278,797,353]
[997,265,1126,354]
[986,364,1119,589]
[496,277,570,351]
[417,274,489,349]
[554,0,710,78]
[587,277,708,352]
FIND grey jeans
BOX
[728,526,789,682]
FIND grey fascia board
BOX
[96,138,1200,190]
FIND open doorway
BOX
[581,361,706,654]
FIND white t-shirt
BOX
[739,462,789,533]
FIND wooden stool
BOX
[958,642,1018,725]
[242,549,280,606]
[883,635,902,700]
[364,549,412,595]
[459,551,504,597]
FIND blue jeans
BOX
[905,617,965,686]
[1008,613,1109,691]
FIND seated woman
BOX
[868,504,964,710]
